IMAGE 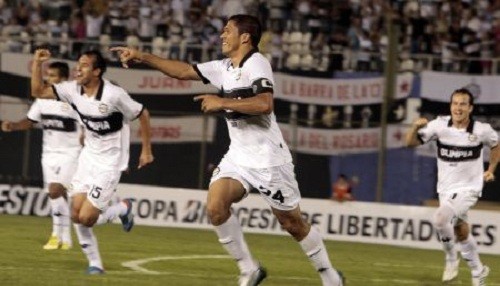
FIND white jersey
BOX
[418,116,498,194]
[53,79,143,171]
[194,50,292,168]
[26,99,82,156]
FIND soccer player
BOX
[1,62,80,250]
[405,88,499,286]
[112,14,344,286]
[30,49,154,274]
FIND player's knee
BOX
[207,204,230,226]
[279,217,307,239]
[455,222,469,241]
[48,184,65,199]
[78,214,96,227]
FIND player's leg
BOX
[453,194,489,286]
[71,193,104,274]
[433,201,458,282]
[207,177,262,284]
[272,207,344,286]
[95,197,134,231]
[255,163,343,286]
[45,183,72,249]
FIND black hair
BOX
[228,14,262,49]
[48,61,69,79]
[450,88,474,106]
[79,50,107,77]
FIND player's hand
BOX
[1,121,12,132]
[413,118,428,129]
[138,152,154,169]
[33,49,51,63]
[110,46,142,68]
[193,94,224,113]
[484,170,495,182]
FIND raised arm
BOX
[484,144,500,182]
[31,49,57,99]
[110,47,201,81]
[137,108,154,169]
[405,118,429,147]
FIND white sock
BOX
[299,227,342,286]
[73,223,103,269]
[95,201,127,225]
[443,241,458,262]
[460,234,483,276]
[214,214,257,274]
[50,197,71,244]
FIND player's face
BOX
[46,68,64,85]
[220,20,241,56]
[75,55,99,85]
[450,93,473,124]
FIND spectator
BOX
[331,174,354,202]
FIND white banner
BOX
[274,73,414,105]
[278,123,407,155]
[1,183,498,254]
[129,116,216,143]
[113,184,499,254]
[421,71,500,103]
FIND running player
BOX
[30,49,154,274]
[2,61,80,250]
[405,88,499,286]
[111,14,344,286]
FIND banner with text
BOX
[421,71,500,103]
[2,184,497,254]
[278,123,408,155]
[129,116,216,143]
[274,73,414,105]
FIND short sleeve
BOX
[52,81,75,104]
[481,123,499,148]
[246,56,274,94]
[417,119,439,143]
[115,88,144,121]
[26,100,41,122]
[193,60,224,88]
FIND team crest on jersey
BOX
[61,103,70,112]
[98,103,109,114]
[468,134,478,142]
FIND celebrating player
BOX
[111,14,344,286]
[2,62,80,250]
[30,49,154,274]
[405,88,499,286]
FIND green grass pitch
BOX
[1,215,498,285]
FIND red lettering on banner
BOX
[331,132,378,149]
[142,126,182,139]
[138,76,192,89]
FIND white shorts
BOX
[69,155,122,210]
[210,157,301,211]
[42,152,79,190]
[438,190,480,224]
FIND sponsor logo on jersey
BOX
[41,114,77,132]
[437,140,483,162]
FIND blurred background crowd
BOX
[1,0,500,75]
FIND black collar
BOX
[237,48,258,68]
[447,117,475,133]
[80,79,104,101]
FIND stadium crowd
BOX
[1,0,500,74]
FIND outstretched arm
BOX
[31,49,57,99]
[110,47,201,81]
[137,108,154,169]
[484,144,500,182]
[405,118,428,147]
[1,118,34,132]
